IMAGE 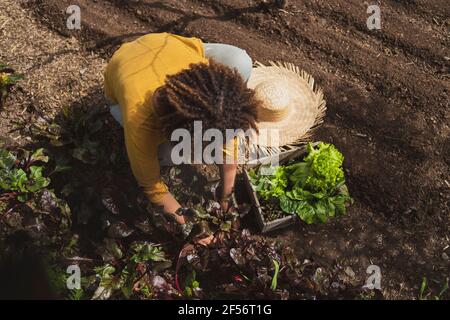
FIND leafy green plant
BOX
[129,242,168,264]
[32,105,108,165]
[418,277,449,300]
[0,148,50,203]
[92,242,174,300]
[68,288,85,300]
[250,142,352,224]
[184,270,201,297]
[92,264,120,300]
[270,259,280,290]
[0,147,71,243]
[0,63,23,107]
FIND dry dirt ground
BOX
[1,0,449,299]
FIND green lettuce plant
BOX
[250,142,352,224]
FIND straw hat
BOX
[246,61,326,149]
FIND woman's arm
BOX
[122,122,186,221]
[218,163,238,211]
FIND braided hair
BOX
[154,60,260,140]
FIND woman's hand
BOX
[153,186,228,246]
[195,234,216,246]
[154,192,185,223]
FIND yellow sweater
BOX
[104,33,208,203]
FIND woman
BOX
[104,32,261,244]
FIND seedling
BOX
[418,277,449,300]
[32,105,108,165]
[0,62,23,107]
[0,148,50,203]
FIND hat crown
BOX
[254,81,290,122]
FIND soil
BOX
[2,0,449,299]
[259,197,289,222]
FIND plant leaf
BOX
[30,148,49,163]
[270,259,280,290]
[0,148,16,170]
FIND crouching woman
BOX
[104,32,260,245]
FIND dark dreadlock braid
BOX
[154,59,260,140]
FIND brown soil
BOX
[4,0,450,299]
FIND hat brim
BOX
[246,61,326,148]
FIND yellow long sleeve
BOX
[104,33,208,203]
